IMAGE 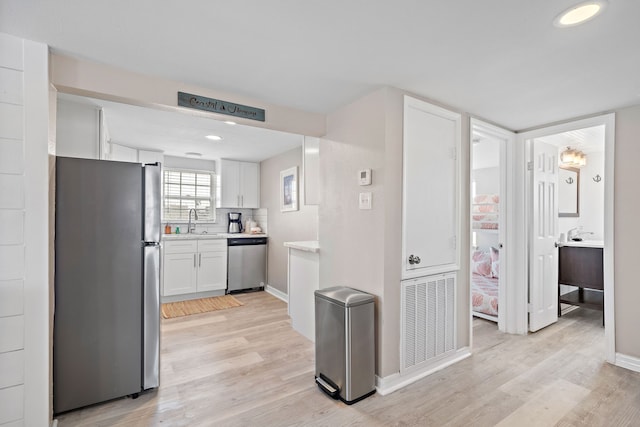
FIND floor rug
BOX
[161,295,244,319]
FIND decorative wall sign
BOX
[178,92,265,122]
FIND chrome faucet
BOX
[568,227,594,241]
[567,227,580,240]
[187,208,198,233]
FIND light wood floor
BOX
[57,292,640,426]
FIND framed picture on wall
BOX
[280,166,298,212]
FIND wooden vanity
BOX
[558,241,604,316]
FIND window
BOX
[163,169,216,222]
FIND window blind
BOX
[163,169,216,221]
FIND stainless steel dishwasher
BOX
[227,237,267,293]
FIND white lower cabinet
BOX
[195,240,228,292]
[163,252,197,296]
[162,239,227,299]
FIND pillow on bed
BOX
[472,250,492,277]
[490,247,500,278]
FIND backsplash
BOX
[163,208,268,234]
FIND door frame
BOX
[516,113,615,362]
[469,119,517,335]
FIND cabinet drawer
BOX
[163,239,198,254]
[198,239,227,253]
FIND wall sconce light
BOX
[560,147,587,168]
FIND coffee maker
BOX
[228,212,243,234]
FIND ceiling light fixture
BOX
[223,121,237,125]
[185,152,203,157]
[560,147,587,168]
[205,135,222,141]
[554,1,607,28]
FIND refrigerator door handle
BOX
[143,244,160,389]
[143,163,162,243]
[199,253,202,267]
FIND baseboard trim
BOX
[375,347,471,396]
[265,285,288,303]
[615,353,640,373]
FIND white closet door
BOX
[529,140,559,332]
[402,96,461,279]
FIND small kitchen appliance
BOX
[228,212,243,233]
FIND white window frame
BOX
[162,168,217,222]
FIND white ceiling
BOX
[1,1,639,130]
[58,93,303,162]
[537,124,605,153]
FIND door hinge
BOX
[527,161,533,171]
[452,147,457,160]
[527,303,533,313]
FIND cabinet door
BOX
[197,251,228,291]
[220,159,240,208]
[240,161,260,208]
[402,96,461,279]
[163,252,197,296]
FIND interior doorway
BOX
[469,119,515,335]
[518,114,615,362]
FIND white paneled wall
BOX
[0,33,26,427]
[0,32,49,427]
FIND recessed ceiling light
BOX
[224,121,237,125]
[185,152,202,157]
[205,135,222,141]
[554,1,607,28]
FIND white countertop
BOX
[163,233,267,241]
[560,240,604,248]
[284,241,320,253]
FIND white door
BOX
[529,140,559,332]
[402,96,461,279]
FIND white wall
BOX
[614,105,640,359]
[558,151,605,240]
[50,54,326,138]
[320,88,388,374]
[56,98,99,159]
[260,146,318,294]
[0,32,50,426]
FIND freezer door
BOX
[144,163,161,243]
[143,244,160,389]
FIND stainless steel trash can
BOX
[314,286,375,404]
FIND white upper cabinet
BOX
[219,159,260,208]
[402,96,461,279]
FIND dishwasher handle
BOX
[227,237,268,246]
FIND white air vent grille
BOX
[401,273,456,373]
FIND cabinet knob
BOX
[408,254,421,265]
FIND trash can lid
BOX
[315,286,374,307]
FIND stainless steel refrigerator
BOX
[53,157,161,414]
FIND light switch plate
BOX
[359,192,372,210]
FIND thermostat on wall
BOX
[359,168,372,186]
